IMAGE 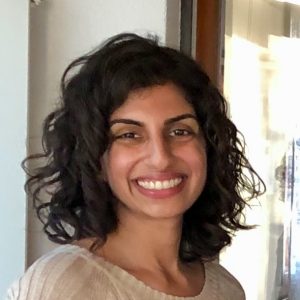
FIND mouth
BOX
[136,177,183,190]
[133,175,186,199]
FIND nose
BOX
[144,134,174,170]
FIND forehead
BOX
[110,84,195,120]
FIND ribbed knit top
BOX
[5,245,245,300]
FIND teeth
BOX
[137,178,182,190]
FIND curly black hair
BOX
[24,33,265,262]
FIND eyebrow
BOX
[165,113,197,125]
[109,113,197,127]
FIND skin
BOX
[78,83,207,296]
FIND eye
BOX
[116,132,140,139]
[169,129,192,137]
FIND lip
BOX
[133,173,187,199]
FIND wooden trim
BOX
[196,0,223,87]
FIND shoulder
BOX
[205,261,246,300]
[5,244,118,300]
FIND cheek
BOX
[102,147,135,184]
[190,155,207,178]
[178,144,207,182]
[180,142,206,167]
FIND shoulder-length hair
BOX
[24,33,265,262]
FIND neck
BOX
[100,209,184,273]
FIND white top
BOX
[5,244,245,300]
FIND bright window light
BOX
[275,0,300,5]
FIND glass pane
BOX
[220,1,300,299]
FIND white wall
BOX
[0,0,29,297]
[28,0,180,266]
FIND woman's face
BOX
[101,83,207,220]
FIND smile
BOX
[137,178,183,190]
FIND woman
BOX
[6,33,265,299]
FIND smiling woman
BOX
[6,33,265,299]
[101,84,207,220]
